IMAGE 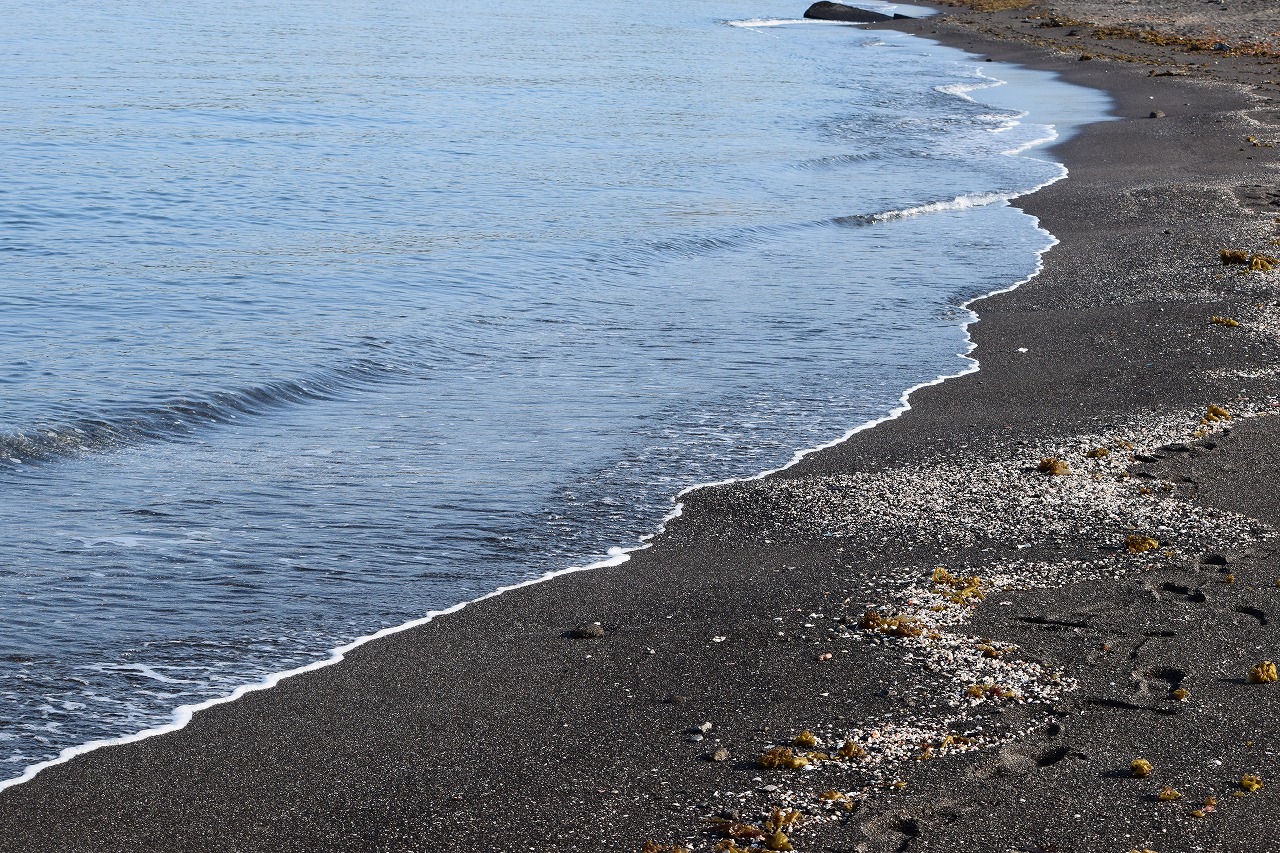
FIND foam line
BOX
[726,18,857,28]
[0,60,1072,795]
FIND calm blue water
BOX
[0,0,1110,779]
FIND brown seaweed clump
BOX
[760,747,810,770]
[706,820,764,842]
[1086,446,1110,459]
[837,739,867,760]
[1172,688,1190,701]
[1241,774,1264,793]
[860,609,924,637]
[819,790,854,810]
[1191,795,1219,817]
[792,730,819,748]
[1202,404,1232,424]
[1126,535,1160,554]
[762,809,802,852]
[1220,250,1278,272]
[1131,758,1154,778]
[965,683,1019,701]
[1210,316,1241,327]
[1037,457,1072,476]
[1157,786,1182,801]
[931,567,985,606]
[943,0,1033,11]
[977,643,1006,659]
[1248,661,1278,684]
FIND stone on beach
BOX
[567,622,604,639]
[803,2,896,23]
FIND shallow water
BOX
[0,0,1109,780]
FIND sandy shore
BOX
[3,3,1280,851]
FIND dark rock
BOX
[665,693,689,705]
[1150,110,1166,118]
[1161,442,1191,452]
[567,622,604,639]
[1201,553,1230,566]
[686,733,704,743]
[803,2,893,23]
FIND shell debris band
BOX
[680,406,1273,850]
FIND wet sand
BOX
[3,3,1280,851]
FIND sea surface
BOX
[0,0,1110,782]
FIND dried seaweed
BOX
[1037,457,1072,476]
[760,747,810,770]
[860,609,925,637]
[792,730,819,748]
[1248,660,1278,684]
[1125,534,1160,554]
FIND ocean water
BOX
[0,0,1110,782]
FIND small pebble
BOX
[687,734,704,743]
[711,747,731,762]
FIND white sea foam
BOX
[726,18,852,28]
[936,79,1005,101]
[933,67,1066,168]
[98,664,198,685]
[875,191,1012,220]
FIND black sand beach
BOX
[4,3,1280,851]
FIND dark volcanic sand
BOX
[4,4,1280,852]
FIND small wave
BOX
[0,357,408,466]
[833,191,1010,227]
[725,18,858,28]
[634,188,1041,263]
[936,80,1003,101]
[793,151,888,170]
[97,664,197,686]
